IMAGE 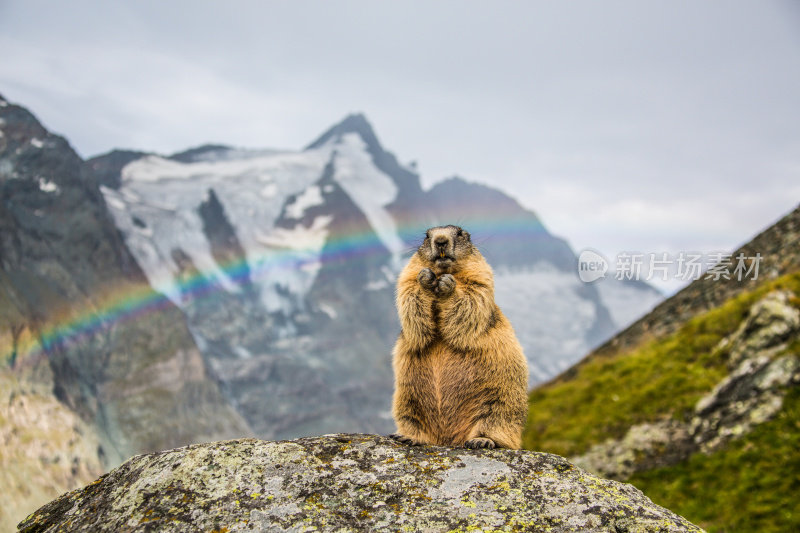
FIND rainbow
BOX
[4,213,553,368]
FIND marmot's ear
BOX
[463,230,471,241]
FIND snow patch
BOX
[494,267,597,385]
[318,302,338,319]
[111,147,330,313]
[260,183,278,199]
[101,185,248,304]
[121,150,323,185]
[285,185,324,219]
[30,138,44,149]
[300,260,322,273]
[133,219,154,237]
[366,266,396,291]
[0,159,12,176]
[257,215,333,252]
[121,155,194,182]
[251,215,333,312]
[120,188,141,203]
[366,279,389,291]
[124,234,182,304]
[102,189,127,210]
[331,133,405,260]
[37,177,59,194]
[234,346,253,359]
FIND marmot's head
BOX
[417,225,474,274]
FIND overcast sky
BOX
[2,0,799,293]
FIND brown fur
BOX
[390,225,529,449]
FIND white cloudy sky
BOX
[1,0,799,293]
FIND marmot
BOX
[390,225,529,449]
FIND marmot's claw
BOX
[417,268,437,291]
[465,437,496,449]
[436,274,456,296]
[389,433,421,446]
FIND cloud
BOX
[1,0,798,296]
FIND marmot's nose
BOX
[434,236,448,247]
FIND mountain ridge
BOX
[92,112,661,384]
[304,112,422,206]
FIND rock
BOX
[573,420,691,480]
[690,291,799,453]
[724,290,799,368]
[0,371,104,533]
[691,352,800,453]
[18,434,703,533]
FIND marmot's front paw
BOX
[436,274,455,296]
[418,268,437,291]
[389,433,423,446]
[465,437,496,449]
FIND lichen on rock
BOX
[19,434,702,532]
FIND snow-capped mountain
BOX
[90,114,662,438]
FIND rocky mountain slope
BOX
[88,111,661,439]
[0,93,251,530]
[0,369,103,533]
[18,434,702,532]
[523,205,800,532]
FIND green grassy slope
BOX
[522,271,800,531]
[629,385,800,532]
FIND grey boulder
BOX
[19,434,702,532]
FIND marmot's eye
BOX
[457,229,463,237]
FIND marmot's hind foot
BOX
[465,437,496,449]
[389,433,424,446]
